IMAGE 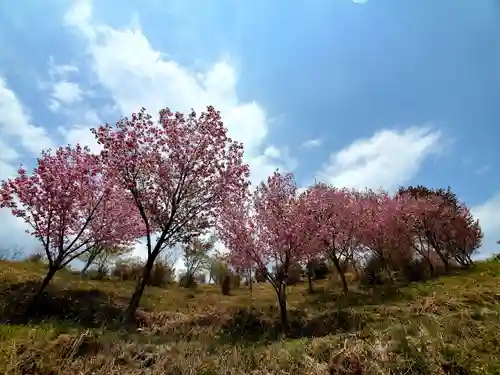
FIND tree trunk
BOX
[29,266,57,312]
[248,267,253,292]
[456,253,473,267]
[351,260,360,280]
[426,256,435,276]
[307,268,314,294]
[277,287,289,334]
[466,254,474,266]
[436,251,449,272]
[377,251,394,284]
[384,264,395,284]
[330,252,348,295]
[338,267,349,293]
[123,254,157,323]
[248,272,254,310]
[443,258,449,272]
[37,267,57,297]
[80,254,96,277]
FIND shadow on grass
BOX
[217,307,281,343]
[0,280,128,329]
[218,306,366,344]
[303,284,405,311]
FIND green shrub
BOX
[179,273,197,288]
[360,256,385,286]
[255,268,267,282]
[148,260,175,287]
[112,259,143,280]
[24,252,44,263]
[400,258,429,283]
[286,262,303,285]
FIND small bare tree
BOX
[180,235,215,288]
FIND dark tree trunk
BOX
[330,252,348,295]
[307,268,314,294]
[29,266,58,312]
[248,273,254,309]
[426,256,435,276]
[37,267,57,297]
[436,250,450,272]
[277,287,289,334]
[443,258,450,272]
[248,266,253,292]
[123,253,157,323]
[377,251,394,284]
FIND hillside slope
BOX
[1,259,500,374]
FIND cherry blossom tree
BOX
[92,105,249,321]
[0,145,135,297]
[392,194,438,275]
[398,186,482,272]
[357,190,415,282]
[306,184,365,294]
[218,171,318,332]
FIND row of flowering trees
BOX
[0,105,482,329]
[217,173,483,332]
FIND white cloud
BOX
[0,139,20,181]
[48,100,62,113]
[51,81,83,105]
[264,146,281,159]
[63,0,290,187]
[302,138,322,148]
[0,77,54,254]
[352,0,368,4]
[0,209,40,255]
[48,58,79,78]
[262,146,297,171]
[0,77,54,156]
[61,123,101,153]
[45,59,83,112]
[317,126,442,192]
[472,194,500,259]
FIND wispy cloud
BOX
[318,126,442,192]
[302,138,322,148]
[475,165,490,175]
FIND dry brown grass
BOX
[1,259,500,374]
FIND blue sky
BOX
[0,0,499,260]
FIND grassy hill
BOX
[1,258,500,374]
